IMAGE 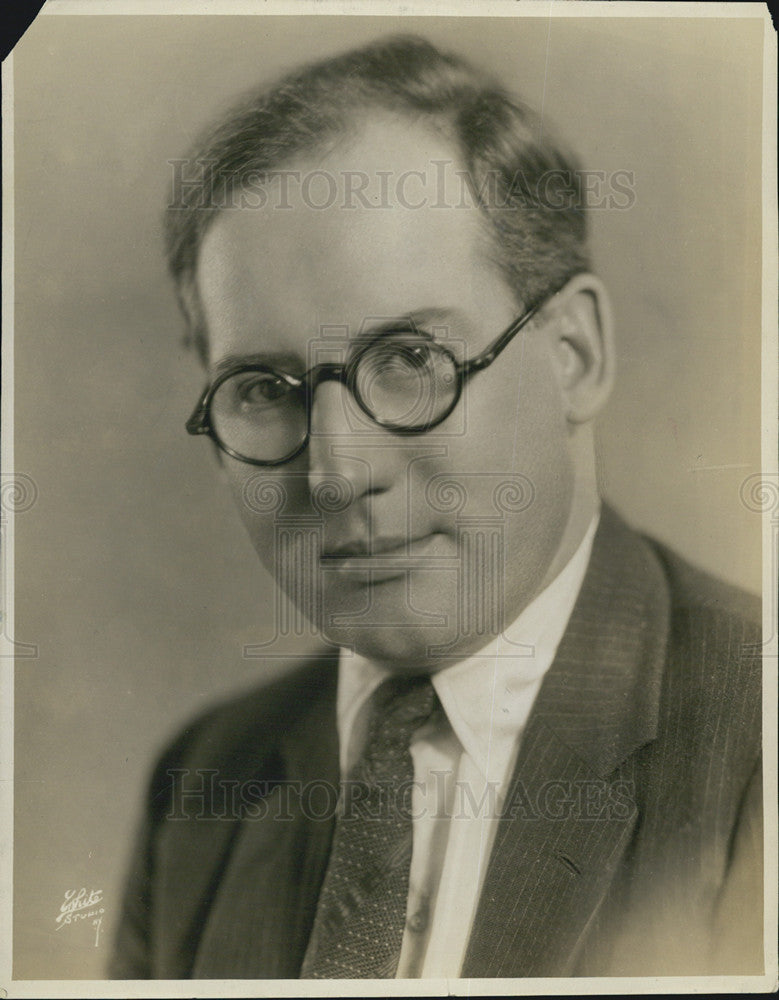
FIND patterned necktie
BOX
[300,673,438,979]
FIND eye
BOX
[353,331,458,429]
[399,342,434,368]
[234,372,294,407]
[366,335,434,374]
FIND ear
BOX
[544,272,615,424]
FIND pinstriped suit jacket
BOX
[110,505,764,979]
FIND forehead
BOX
[196,115,507,361]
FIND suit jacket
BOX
[110,506,764,978]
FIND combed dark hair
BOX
[165,34,590,363]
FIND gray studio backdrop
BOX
[11,13,763,979]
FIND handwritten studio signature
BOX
[55,888,105,947]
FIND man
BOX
[111,35,763,979]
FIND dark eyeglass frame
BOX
[186,285,562,467]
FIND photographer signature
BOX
[55,888,105,947]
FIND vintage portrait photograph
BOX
[2,2,777,995]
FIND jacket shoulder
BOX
[648,540,762,704]
[145,653,338,823]
[649,539,761,632]
[641,534,762,775]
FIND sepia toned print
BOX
[4,4,776,995]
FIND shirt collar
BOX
[337,511,599,786]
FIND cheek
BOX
[445,352,574,582]
[457,347,569,478]
[224,471,274,569]
[505,361,573,529]
[222,462,312,575]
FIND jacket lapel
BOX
[159,661,340,979]
[463,506,670,977]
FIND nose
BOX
[306,381,392,502]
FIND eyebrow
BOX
[209,307,471,378]
[210,351,304,380]
[362,307,468,338]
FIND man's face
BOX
[196,115,576,671]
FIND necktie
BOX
[300,673,438,978]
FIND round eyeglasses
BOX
[186,288,558,466]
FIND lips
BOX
[320,532,446,581]
[322,535,426,560]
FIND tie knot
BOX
[367,674,438,748]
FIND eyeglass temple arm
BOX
[458,302,542,377]
[186,385,212,435]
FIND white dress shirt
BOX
[336,513,599,978]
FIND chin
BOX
[327,621,516,673]
[277,547,544,668]
[314,569,453,666]
[325,622,427,667]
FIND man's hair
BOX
[165,34,590,364]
